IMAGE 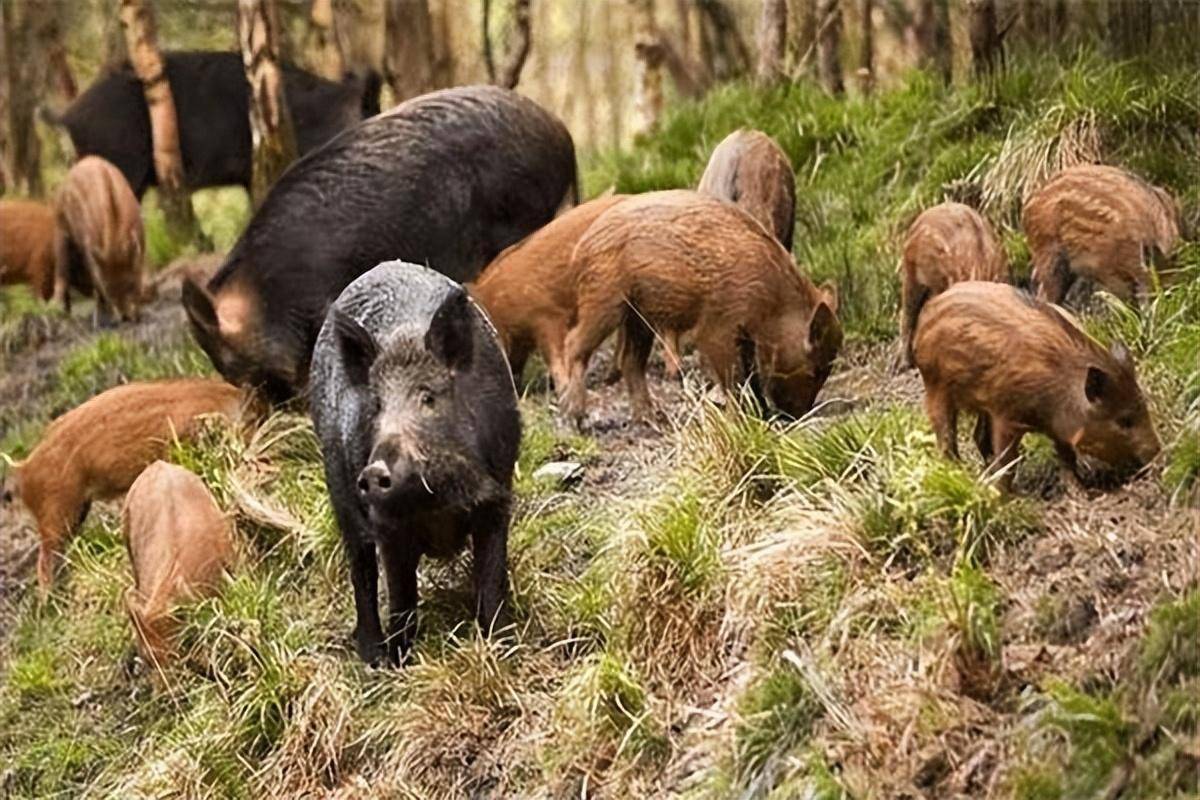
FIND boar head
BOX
[758,285,842,419]
[1070,342,1161,473]
[338,289,505,523]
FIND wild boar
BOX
[310,261,520,666]
[697,128,796,251]
[183,85,578,402]
[470,194,629,384]
[913,281,1160,489]
[47,51,379,197]
[899,202,1009,366]
[54,156,148,322]
[0,378,251,594]
[1023,164,1181,305]
[561,190,842,426]
[123,461,232,670]
[0,200,58,302]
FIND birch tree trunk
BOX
[817,0,843,95]
[239,0,298,208]
[757,0,787,83]
[383,0,435,104]
[119,0,202,242]
[631,0,665,136]
[968,0,1002,78]
[483,0,532,90]
[306,0,345,81]
[2,0,49,196]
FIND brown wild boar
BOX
[123,461,233,669]
[1023,164,1180,305]
[561,190,842,425]
[899,202,1009,366]
[913,281,1160,489]
[0,200,58,302]
[697,129,796,252]
[0,378,251,594]
[470,194,629,384]
[55,156,149,321]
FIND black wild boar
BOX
[183,84,578,402]
[47,51,379,197]
[913,281,1160,490]
[309,261,521,666]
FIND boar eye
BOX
[1117,415,1137,430]
[418,388,436,408]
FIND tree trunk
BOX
[757,0,787,83]
[698,0,752,81]
[968,0,1001,78]
[858,0,874,93]
[119,0,202,242]
[482,0,532,90]
[913,0,951,83]
[306,0,344,81]
[383,0,435,104]
[3,0,53,196]
[788,0,817,77]
[0,2,9,195]
[1107,0,1153,57]
[631,0,664,136]
[817,0,843,95]
[46,20,78,101]
[239,0,298,208]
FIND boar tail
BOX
[903,283,932,368]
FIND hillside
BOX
[1,52,1198,798]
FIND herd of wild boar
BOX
[0,52,1181,671]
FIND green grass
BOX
[732,662,822,784]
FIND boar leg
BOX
[604,328,627,385]
[52,229,72,313]
[973,414,994,462]
[661,331,684,381]
[1053,440,1083,489]
[562,303,625,426]
[35,498,89,596]
[470,503,511,638]
[378,538,420,665]
[924,388,959,459]
[900,282,931,369]
[621,318,657,422]
[328,466,385,663]
[988,420,1024,492]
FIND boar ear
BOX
[818,281,839,314]
[1110,341,1133,367]
[1084,365,1111,404]
[181,277,218,334]
[426,288,475,370]
[809,301,838,351]
[333,310,378,387]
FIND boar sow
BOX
[562,191,841,425]
[49,51,377,197]
[1023,164,1180,305]
[123,461,233,670]
[1,379,249,593]
[913,282,1160,488]
[54,156,148,322]
[899,202,1008,366]
[0,200,58,301]
[697,129,796,251]
[310,262,520,666]
[184,85,577,401]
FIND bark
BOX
[482,0,532,90]
[817,0,843,95]
[0,2,8,194]
[1107,0,1153,58]
[697,0,752,80]
[858,0,874,93]
[239,0,298,208]
[968,0,1001,78]
[757,0,787,83]
[119,0,202,242]
[383,0,435,104]
[46,20,77,101]
[306,0,344,81]
[631,0,665,136]
[2,0,50,196]
[913,0,951,83]
[788,0,818,77]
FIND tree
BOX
[482,0,532,90]
[858,0,874,93]
[968,0,1002,78]
[630,0,664,135]
[119,0,202,242]
[238,0,298,207]
[383,0,435,104]
[817,0,843,95]
[697,0,752,81]
[1107,0,1152,58]
[913,0,951,83]
[2,0,51,196]
[757,0,787,83]
[305,0,344,81]
[788,0,818,78]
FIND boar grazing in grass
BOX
[698,128,796,251]
[470,194,629,383]
[48,51,378,197]
[54,156,148,322]
[561,190,842,426]
[0,200,58,302]
[183,85,577,402]
[899,202,1009,366]
[913,281,1160,490]
[1023,164,1181,306]
[1,379,250,594]
[123,461,233,671]
[310,262,520,666]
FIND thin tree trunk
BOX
[913,0,951,83]
[574,1,597,151]
[483,0,532,90]
[1108,0,1152,58]
[239,0,298,208]
[858,0,874,93]
[119,0,202,242]
[817,0,843,95]
[968,0,1001,78]
[788,0,817,77]
[757,0,787,83]
[306,0,344,81]
[631,0,664,136]
[698,0,752,80]
[383,0,435,104]
[0,2,9,195]
[602,0,624,147]
[46,20,78,101]
[2,0,49,196]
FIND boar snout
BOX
[357,461,393,499]
[357,454,430,506]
